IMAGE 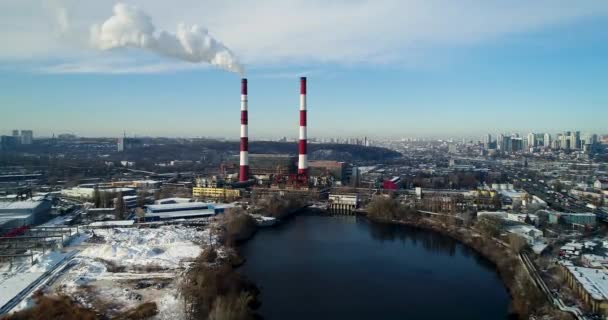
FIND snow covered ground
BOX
[53,225,217,316]
[1,224,219,318]
[77,226,211,269]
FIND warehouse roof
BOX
[146,202,212,212]
[0,200,46,211]
[562,264,608,301]
[145,209,216,219]
[89,220,135,228]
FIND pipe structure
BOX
[298,77,308,177]
[239,78,249,182]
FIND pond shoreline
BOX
[364,215,556,320]
[237,211,518,320]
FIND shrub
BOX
[4,294,98,320]
[208,293,255,320]
[223,209,257,245]
[366,196,419,221]
[179,260,260,320]
[200,247,218,263]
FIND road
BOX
[520,253,588,320]
[0,250,79,316]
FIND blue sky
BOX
[1,1,608,139]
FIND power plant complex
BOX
[238,77,310,187]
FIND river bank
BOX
[367,214,569,320]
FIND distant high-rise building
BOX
[544,133,551,148]
[20,130,33,145]
[0,135,19,150]
[511,137,523,152]
[561,132,570,150]
[498,134,505,151]
[12,130,19,137]
[484,134,492,148]
[590,134,598,145]
[448,143,457,154]
[117,137,143,152]
[571,131,581,149]
[500,134,513,153]
[527,133,536,148]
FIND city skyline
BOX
[2,128,607,142]
[2,1,608,137]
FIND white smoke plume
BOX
[90,3,244,74]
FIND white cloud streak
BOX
[38,59,209,74]
[1,0,607,73]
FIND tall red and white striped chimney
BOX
[239,78,249,182]
[298,77,308,177]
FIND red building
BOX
[383,177,401,190]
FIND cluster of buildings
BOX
[313,136,372,147]
[222,154,358,188]
[275,136,373,147]
[481,131,601,154]
[0,130,33,150]
[117,137,143,152]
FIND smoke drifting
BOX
[90,3,244,74]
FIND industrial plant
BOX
[235,77,312,189]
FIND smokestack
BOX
[239,78,249,182]
[298,77,308,176]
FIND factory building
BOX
[560,261,608,315]
[155,198,192,205]
[0,174,43,184]
[144,202,229,221]
[0,200,52,230]
[546,211,597,227]
[308,161,348,183]
[193,187,240,200]
[383,177,402,190]
[98,180,161,189]
[328,194,358,213]
[232,154,297,176]
[61,186,136,200]
[121,195,138,210]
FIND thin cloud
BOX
[37,57,210,74]
[1,0,608,71]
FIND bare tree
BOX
[135,207,146,223]
[115,192,126,220]
[507,233,528,253]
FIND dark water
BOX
[239,214,511,320]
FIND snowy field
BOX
[1,224,219,318]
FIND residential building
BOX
[20,130,33,144]
[544,133,551,148]
[595,179,608,190]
